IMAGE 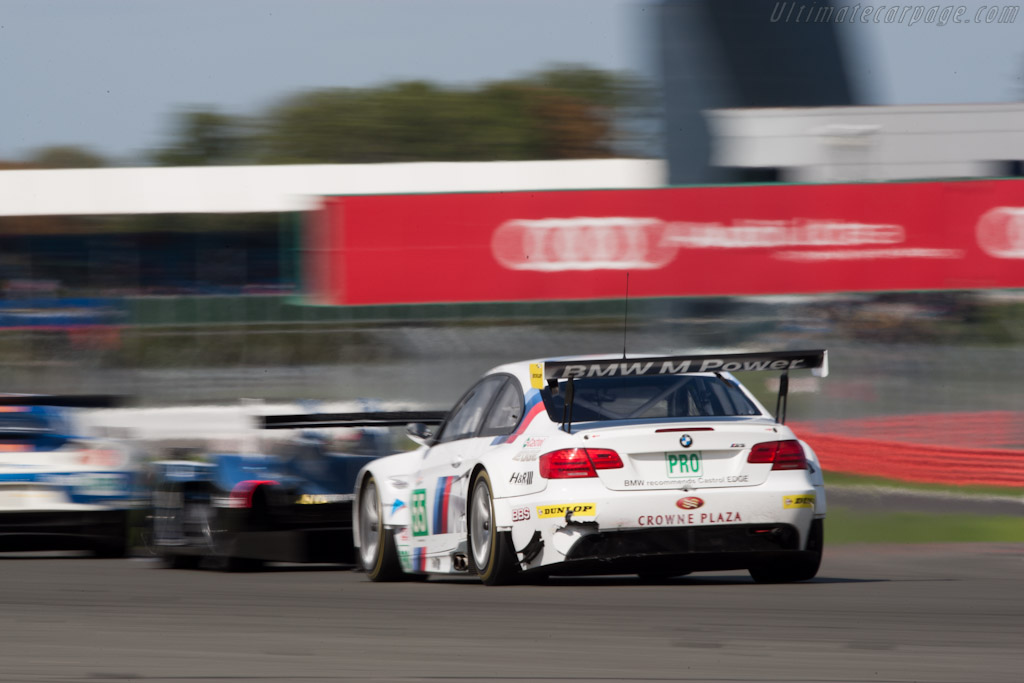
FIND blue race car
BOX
[0,395,140,557]
[149,410,445,570]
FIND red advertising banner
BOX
[307,179,1024,305]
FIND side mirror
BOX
[406,422,434,446]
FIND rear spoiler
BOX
[0,394,125,408]
[539,350,828,382]
[538,349,828,428]
[261,411,448,430]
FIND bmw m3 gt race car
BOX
[0,395,140,557]
[352,350,829,584]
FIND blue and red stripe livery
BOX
[491,389,544,446]
[433,475,456,534]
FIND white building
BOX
[705,103,1024,183]
[0,159,666,217]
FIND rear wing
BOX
[0,394,125,408]
[538,350,828,383]
[261,411,448,430]
[537,349,828,427]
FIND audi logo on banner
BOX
[977,207,1024,259]
[490,216,913,272]
[491,217,674,272]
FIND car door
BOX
[410,375,510,561]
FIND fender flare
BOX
[469,465,516,532]
[799,439,828,517]
[351,451,423,548]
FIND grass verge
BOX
[823,470,1023,544]
[823,470,1022,499]
[826,506,1024,544]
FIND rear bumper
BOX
[0,508,128,552]
[556,523,810,575]
[500,473,823,572]
[567,522,799,559]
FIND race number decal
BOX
[411,489,429,537]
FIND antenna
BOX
[621,272,630,359]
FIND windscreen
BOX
[541,374,762,423]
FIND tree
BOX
[151,108,250,166]
[28,145,108,168]
[144,66,659,166]
[250,65,658,164]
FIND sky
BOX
[0,0,648,162]
[837,0,1024,105]
[1,0,1022,163]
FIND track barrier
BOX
[794,412,1024,488]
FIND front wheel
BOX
[468,470,519,586]
[749,519,824,583]
[358,475,405,581]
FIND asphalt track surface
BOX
[0,541,1021,683]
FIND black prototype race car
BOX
[149,410,445,570]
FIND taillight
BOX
[747,440,807,470]
[539,448,623,478]
[229,479,279,508]
[586,448,624,470]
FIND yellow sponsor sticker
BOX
[530,363,545,389]
[536,502,596,519]
[298,494,329,505]
[783,494,816,509]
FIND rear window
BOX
[541,374,761,423]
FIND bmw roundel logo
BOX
[679,434,693,448]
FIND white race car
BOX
[353,350,828,584]
[0,395,139,557]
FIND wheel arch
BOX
[351,453,420,549]
[799,438,828,517]
[468,464,514,531]
[351,470,376,549]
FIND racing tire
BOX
[748,519,824,584]
[358,475,406,582]
[468,470,519,586]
